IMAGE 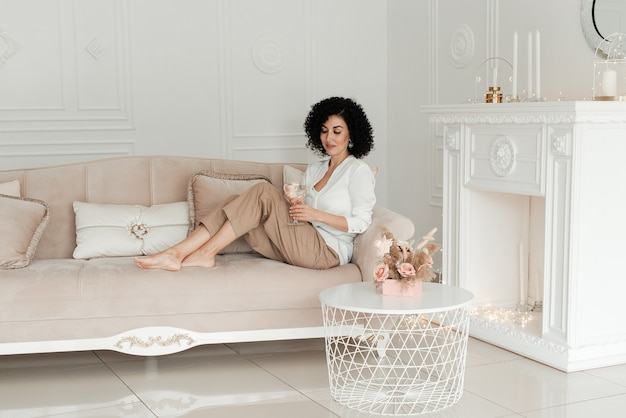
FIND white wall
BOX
[0,0,603,236]
[387,1,438,237]
[387,0,599,237]
[0,0,389,202]
[497,1,595,101]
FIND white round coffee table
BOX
[319,282,473,415]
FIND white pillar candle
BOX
[535,30,541,99]
[492,66,498,87]
[527,31,533,96]
[601,70,617,96]
[512,31,518,97]
[519,242,527,306]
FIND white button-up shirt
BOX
[304,156,376,265]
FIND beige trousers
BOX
[200,182,340,269]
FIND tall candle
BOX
[527,31,533,97]
[512,31,518,98]
[519,242,527,306]
[492,66,498,87]
[601,70,617,96]
[535,30,541,99]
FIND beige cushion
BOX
[0,180,20,197]
[188,171,270,253]
[0,194,50,269]
[73,201,190,259]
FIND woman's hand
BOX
[289,204,350,232]
[284,193,305,206]
[288,203,316,223]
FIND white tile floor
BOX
[1,337,626,418]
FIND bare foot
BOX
[134,251,183,271]
[181,250,216,268]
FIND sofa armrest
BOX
[351,205,415,282]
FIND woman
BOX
[134,96,376,271]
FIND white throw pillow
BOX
[73,201,190,259]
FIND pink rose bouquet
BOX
[372,228,441,287]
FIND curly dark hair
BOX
[303,97,374,159]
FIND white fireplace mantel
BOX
[424,101,626,372]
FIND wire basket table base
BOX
[321,291,471,415]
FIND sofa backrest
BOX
[0,156,306,260]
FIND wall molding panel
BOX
[0,27,18,65]
[0,136,134,169]
[230,133,310,165]
[486,0,500,59]
[449,25,475,69]
[251,32,287,75]
[1,0,388,178]
[0,0,133,167]
[218,0,315,162]
[429,0,499,208]
[429,0,443,207]
[73,0,131,116]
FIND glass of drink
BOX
[283,166,306,225]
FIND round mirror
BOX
[595,0,626,38]
[582,0,626,55]
[581,0,604,52]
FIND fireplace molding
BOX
[425,101,626,372]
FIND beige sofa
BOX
[0,156,414,356]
